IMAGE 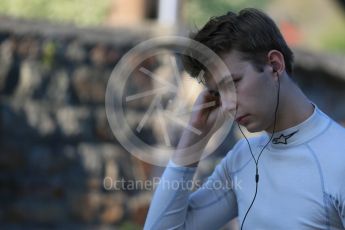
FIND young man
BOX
[144,8,345,229]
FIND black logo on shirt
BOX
[272,130,299,145]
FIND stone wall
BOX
[0,17,155,229]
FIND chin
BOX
[246,127,260,133]
[244,123,264,133]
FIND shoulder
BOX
[328,120,345,137]
[318,109,345,138]
[308,114,345,191]
[311,116,345,150]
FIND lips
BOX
[235,114,249,124]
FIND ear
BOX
[267,50,285,76]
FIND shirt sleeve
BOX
[144,153,238,230]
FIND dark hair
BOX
[183,8,294,78]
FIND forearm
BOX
[144,160,197,229]
[144,154,238,230]
[172,127,212,168]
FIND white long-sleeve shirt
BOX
[144,105,345,230]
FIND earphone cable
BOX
[239,77,281,230]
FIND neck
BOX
[265,76,314,133]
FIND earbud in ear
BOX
[271,64,278,74]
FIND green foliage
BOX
[185,0,269,28]
[0,0,111,26]
[42,41,56,68]
[119,221,142,230]
[320,26,345,53]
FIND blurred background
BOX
[1,0,345,229]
